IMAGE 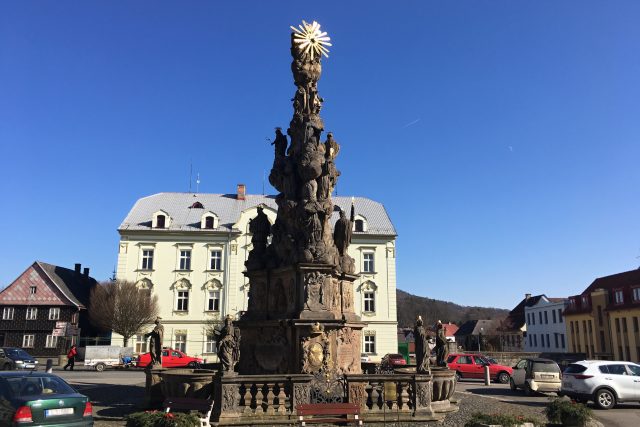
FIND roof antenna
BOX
[196,173,201,193]
[189,159,193,193]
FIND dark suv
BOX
[1,348,38,370]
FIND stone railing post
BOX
[413,374,434,416]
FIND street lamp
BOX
[478,327,484,353]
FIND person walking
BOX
[63,345,77,371]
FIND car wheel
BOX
[497,372,510,384]
[524,382,533,396]
[187,361,197,368]
[509,377,517,391]
[2,363,11,371]
[595,389,615,410]
[95,363,106,372]
[455,371,462,382]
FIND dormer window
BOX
[153,210,171,229]
[190,201,204,209]
[568,298,576,309]
[353,215,368,232]
[581,295,589,308]
[614,289,624,305]
[201,212,219,229]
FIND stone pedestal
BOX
[144,366,167,408]
[239,264,363,376]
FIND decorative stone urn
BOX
[160,369,216,399]
[430,367,457,413]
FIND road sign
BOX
[52,328,66,337]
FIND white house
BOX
[524,295,568,353]
[114,188,398,362]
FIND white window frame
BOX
[363,291,375,313]
[2,307,14,320]
[45,335,58,348]
[210,250,222,271]
[25,307,37,320]
[633,287,640,302]
[363,252,375,273]
[364,333,376,354]
[205,334,216,353]
[175,333,187,352]
[22,335,35,348]
[141,249,154,270]
[179,250,192,270]
[49,307,60,320]
[29,286,37,295]
[207,290,221,312]
[176,291,189,312]
[615,290,624,304]
[135,334,147,353]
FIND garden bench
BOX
[163,397,214,427]
[296,402,362,426]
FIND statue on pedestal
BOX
[414,316,430,374]
[216,315,241,374]
[145,317,164,367]
[435,320,449,367]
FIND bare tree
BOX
[89,280,159,347]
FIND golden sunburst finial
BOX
[290,20,332,59]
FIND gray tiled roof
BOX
[36,262,97,308]
[119,193,396,236]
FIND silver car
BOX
[561,360,640,409]
[510,357,562,395]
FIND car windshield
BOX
[0,376,76,398]
[5,349,32,359]
[533,362,560,373]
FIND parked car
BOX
[0,371,93,426]
[0,348,16,370]
[510,358,561,395]
[136,348,203,369]
[381,353,407,368]
[446,354,512,384]
[561,360,640,409]
[1,348,38,370]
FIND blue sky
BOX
[1,1,639,309]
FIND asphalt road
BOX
[456,378,640,427]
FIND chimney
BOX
[83,268,90,279]
[237,184,246,200]
[525,293,532,300]
[74,264,81,274]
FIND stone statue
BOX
[216,315,240,374]
[414,316,430,374]
[324,132,340,160]
[333,205,353,257]
[246,206,272,270]
[435,320,449,367]
[272,127,288,157]
[145,317,164,367]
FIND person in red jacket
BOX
[63,345,77,371]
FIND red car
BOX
[381,353,407,368]
[447,353,512,384]
[137,348,203,368]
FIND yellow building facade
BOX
[565,269,640,362]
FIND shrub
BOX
[545,398,591,425]
[125,410,200,427]
[465,412,543,426]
